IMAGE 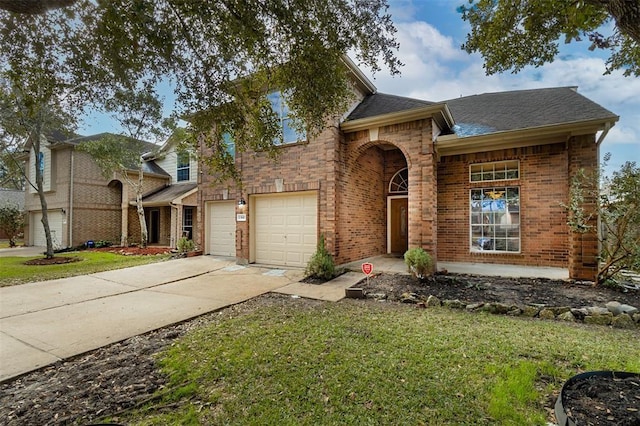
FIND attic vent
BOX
[389,168,408,193]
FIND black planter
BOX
[555,370,640,426]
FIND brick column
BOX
[567,135,599,282]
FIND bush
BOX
[177,236,196,253]
[404,247,433,280]
[0,204,24,247]
[305,235,336,281]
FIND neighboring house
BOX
[0,188,25,240]
[22,133,197,249]
[197,60,617,281]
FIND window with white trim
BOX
[470,186,520,252]
[177,152,190,182]
[267,91,306,145]
[470,160,519,182]
[389,168,408,193]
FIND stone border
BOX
[370,292,640,329]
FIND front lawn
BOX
[0,251,170,287]
[115,300,640,425]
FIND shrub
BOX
[177,236,196,253]
[305,235,336,281]
[404,247,433,280]
[0,204,24,247]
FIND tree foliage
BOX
[0,203,24,247]
[1,1,401,253]
[459,0,640,76]
[565,157,640,285]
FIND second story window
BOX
[177,152,190,182]
[267,91,306,145]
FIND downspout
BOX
[69,149,74,247]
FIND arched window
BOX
[389,168,408,193]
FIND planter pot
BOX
[555,370,640,426]
[186,250,203,257]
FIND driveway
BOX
[0,246,45,257]
[0,256,305,382]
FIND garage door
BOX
[253,192,317,267]
[32,211,63,247]
[206,201,236,256]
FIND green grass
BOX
[0,251,170,286]
[115,300,640,425]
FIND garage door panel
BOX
[254,192,317,267]
[32,212,63,247]
[207,201,236,256]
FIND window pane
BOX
[223,132,235,157]
[470,186,520,253]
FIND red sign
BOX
[361,262,373,276]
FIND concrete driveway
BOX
[0,256,306,382]
[0,246,46,257]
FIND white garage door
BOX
[253,192,317,267]
[32,211,63,248]
[206,201,236,256]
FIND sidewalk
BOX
[0,256,307,382]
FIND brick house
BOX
[197,61,617,281]
[22,133,198,249]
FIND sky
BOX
[80,0,639,175]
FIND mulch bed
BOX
[23,257,81,265]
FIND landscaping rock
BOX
[634,313,640,324]
[442,299,466,309]
[465,303,484,311]
[483,302,511,315]
[605,301,624,316]
[570,308,588,321]
[522,306,540,317]
[550,306,571,316]
[620,304,638,316]
[586,306,610,316]
[584,312,613,326]
[558,311,576,322]
[539,309,556,320]
[507,307,522,316]
[611,313,636,329]
[426,295,441,307]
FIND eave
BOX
[341,104,454,133]
[435,117,619,157]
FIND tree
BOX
[78,87,169,248]
[1,1,401,254]
[459,0,640,76]
[0,6,100,258]
[0,203,24,247]
[565,157,640,285]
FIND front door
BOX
[389,197,408,255]
[148,209,160,244]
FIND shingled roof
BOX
[345,87,617,137]
[444,86,618,136]
[347,93,434,121]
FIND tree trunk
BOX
[136,164,148,248]
[33,132,54,258]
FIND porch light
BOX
[238,197,246,206]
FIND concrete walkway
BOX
[0,256,310,382]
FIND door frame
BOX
[387,195,408,254]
